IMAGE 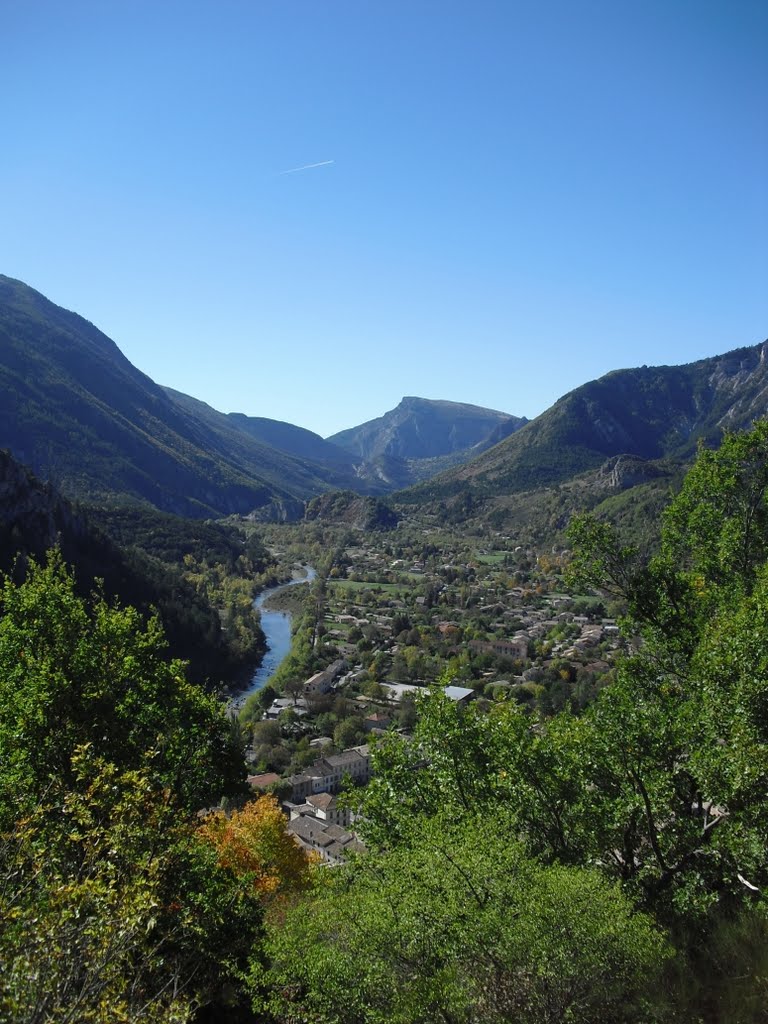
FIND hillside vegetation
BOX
[401,343,768,530]
[0,449,267,686]
[3,425,768,1021]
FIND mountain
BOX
[327,396,527,486]
[0,448,262,684]
[0,275,380,517]
[329,396,526,461]
[0,276,527,518]
[399,342,768,537]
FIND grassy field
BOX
[475,552,509,565]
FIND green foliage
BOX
[332,715,366,750]
[660,420,768,602]
[0,554,271,1021]
[253,813,669,1024]
[555,429,768,916]
[0,552,245,825]
[0,748,195,1024]
[0,746,267,1024]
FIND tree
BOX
[0,553,263,1021]
[283,674,305,704]
[198,795,313,900]
[0,552,245,827]
[252,719,281,748]
[252,812,669,1024]
[661,421,768,600]
[0,740,269,1024]
[0,747,193,1024]
[333,716,366,750]
[562,425,768,914]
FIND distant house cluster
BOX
[286,792,365,865]
[246,744,371,865]
[270,743,372,864]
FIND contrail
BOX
[279,159,335,175]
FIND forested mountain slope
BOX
[403,342,768,508]
[0,448,264,684]
[0,276,378,517]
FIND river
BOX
[231,565,316,708]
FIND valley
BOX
[235,515,624,780]
[1,274,767,1023]
[3,1,763,1017]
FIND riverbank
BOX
[260,583,308,617]
[227,564,316,709]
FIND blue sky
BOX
[3,0,766,437]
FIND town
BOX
[237,516,629,861]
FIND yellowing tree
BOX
[199,795,313,899]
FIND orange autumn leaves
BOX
[199,794,314,899]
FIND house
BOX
[304,658,348,696]
[286,813,364,864]
[364,711,392,733]
[288,744,371,803]
[306,792,350,828]
[443,685,476,706]
[247,771,281,792]
[304,670,333,696]
[264,697,310,720]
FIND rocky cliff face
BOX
[596,454,664,491]
[712,343,768,430]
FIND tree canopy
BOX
[0,554,308,1022]
[5,423,768,1022]
[250,424,768,1023]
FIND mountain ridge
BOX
[397,340,768,536]
[328,395,526,462]
[1,274,765,533]
[0,274,529,516]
